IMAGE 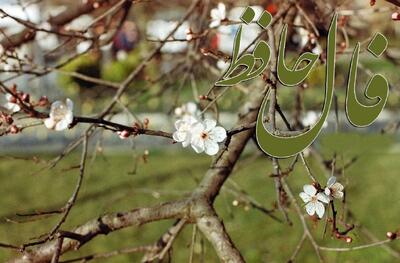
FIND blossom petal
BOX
[66,98,74,112]
[50,100,63,112]
[186,102,197,115]
[190,122,205,136]
[299,192,311,203]
[55,119,70,131]
[324,187,331,196]
[44,118,55,129]
[191,136,205,153]
[203,119,216,131]
[332,182,344,192]
[182,138,191,148]
[174,107,183,116]
[305,202,316,216]
[210,9,220,20]
[5,102,20,112]
[204,140,219,156]
[327,176,336,187]
[173,131,187,142]
[303,185,317,196]
[65,112,73,125]
[175,119,185,130]
[317,192,330,204]
[315,201,325,218]
[182,115,198,125]
[209,126,226,142]
[209,20,220,28]
[217,3,226,17]
[333,191,344,199]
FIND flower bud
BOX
[11,84,17,93]
[38,96,49,107]
[118,130,130,139]
[4,114,13,125]
[392,12,400,21]
[308,33,316,44]
[185,28,194,41]
[386,231,397,240]
[21,93,30,103]
[345,237,353,243]
[9,125,19,134]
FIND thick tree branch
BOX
[7,200,188,263]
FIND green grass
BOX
[0,134,399,262]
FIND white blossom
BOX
[217,60,229,71]
[302,111,328,129]
[210,3,226,28]
[44,98,74,131]
[116,50,128,61]
[216,6,263,54]
[76,41,92,54]
[312,44,322,55]
[324,176,344,199]
[36,23,59,51]
[174,102,200,119]
[146,20,189,53]
[190,119,226,156]
[4,94,20,113]
[173,116,198,148]
[299,184,330,218]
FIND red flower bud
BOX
[5,115,13,125]
[38,96,49,107]
[11,84,17,93]
[118,130,130,139]
[21,93,30,103]
[9,125,19,134]
[386,231,397,240]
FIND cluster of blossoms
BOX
[299,176,344,218]
[1,89,73,134]
[2,90,73,132]
[209,3,226,28]
[173,102,227,156]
